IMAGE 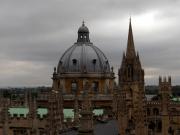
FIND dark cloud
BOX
[0,0,180,86]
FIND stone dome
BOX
[57,22,110,74]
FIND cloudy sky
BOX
[0,0,180,87]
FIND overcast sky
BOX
[0,0,180,87]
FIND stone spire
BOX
[117,19,147,135]
[118,18,144,83]
[126,18,136,59]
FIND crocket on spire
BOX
[126,17,136,59]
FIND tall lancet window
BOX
[92,81,99,93]
[72,59,77,71]
[92,59,97,72]
[127,65,133,79]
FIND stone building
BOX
[52,21,115,111]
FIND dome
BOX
[57,43,110,73]
[57,22,111,74]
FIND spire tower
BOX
[117,19,147,135]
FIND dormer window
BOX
[92,59,96,64]
[72,59,77,65]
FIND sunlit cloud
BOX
[133,11,158,30]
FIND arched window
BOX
[92,59,97,71]
[128,66,131,77]
[92,59,96,64]
[72,59,77,65]
[92,81,98,93]
[71,81,78,93]
[127,65,133,79]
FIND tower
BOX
[159,76,172,95]
[118,19,147,135]
[159,76,171,135]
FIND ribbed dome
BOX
[57,22,110,74]
[57,43,110,73]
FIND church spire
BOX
[126,18,136,59]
